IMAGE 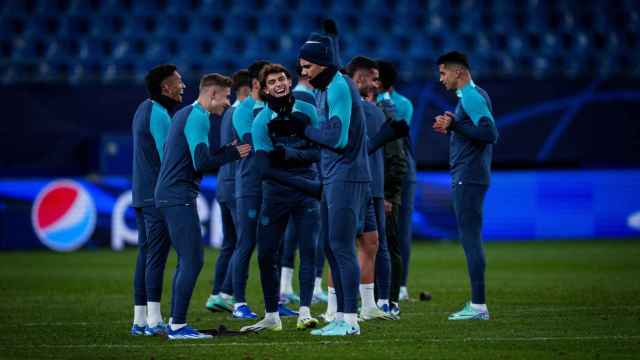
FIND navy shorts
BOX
[362,196,377,234]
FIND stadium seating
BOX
[0,0,638,84]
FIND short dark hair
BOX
[345,56,378,77]
[259,64,291,89]
[376,60,397,90]
[436,51,470,70]
[248,60,271,81]
[231,69,251,92]
[145,64,177,97]
[199,73,233,92]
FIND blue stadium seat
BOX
[4,15,33,37]
[1,0,37,16]
[131,0,167,15]
[154,12,193,36]
[59,15,92,37]
[264,0,299,12]
[45,36,82,61]
[27,15,64,37]
[223,14,252,35]
[539,32,562,57]
[190,14,225,36]
[103,58,138,83]
[0,34,13,61]
[144,40,173,64]
[11,35,49,61]
[457,11,482,34]
[78,36,113,62]
[102,0,134,14]
[90,14,126,37]
[332,12,361,35]
[195,0,234,14]
[379,34,411,61]
[38,58,74,82]
[290,10,323,37]
[121,14,159,37]
[257,13,292,37]
[35,0,72,15]
[68,0,105,16]
[3,61,39,84]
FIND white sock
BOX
[280,267,294,294]
[168,317,173,325]
[327,287,337,314]
[299,306,311,319]
[147,301,163,327]
[220,292,233,300]
[344,313,358,327]
[170,323,186,331]
[377,299,389,308]
[471,303,488,312]
[234,302,247,310]
[133,305,147,326]
[264,311,280,322]
[313,277,323,294]
[359,283,376,310]
[335,312,344,321]
[400,286,408,293]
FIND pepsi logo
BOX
[31,179,96,252]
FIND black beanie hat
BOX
[299,34,335,67]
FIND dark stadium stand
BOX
[1,0,638,84]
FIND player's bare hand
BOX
[439,113,453,128]
[235,144,252,158]
[433,115,449,134]
[384,200,393,214]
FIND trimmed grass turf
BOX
[0,240,639,359]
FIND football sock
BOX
[359,283,376,310]
[133,305,147,326]
[344,313,358,327]
[471,303,488,312]
[280,267,294,294]
[265,312,279,322]
[313,277,323,294]
[170,323,186,331]
[327,287,337,314]
[147,301,162,327]
[299,306,311,319]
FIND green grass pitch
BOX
[1,240,639,359]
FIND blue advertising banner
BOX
[0,170,638,251]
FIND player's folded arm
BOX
[303,77,351,150]
[185,115,239,173]
[277,144,320,166]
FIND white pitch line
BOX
[17,304,640,326]
[8,335,640,349]
[22,321,129,327]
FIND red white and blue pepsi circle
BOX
[31,179,96,252]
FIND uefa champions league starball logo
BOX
[31,179,96,252]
